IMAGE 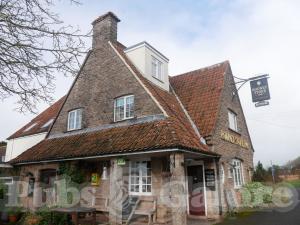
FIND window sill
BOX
[228,128,241,136]
[152,76,164,83]
[129,192,152,196]
[113,117,135,123]
[234,186,243,190]
[65,128,83,133]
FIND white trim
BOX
[124,41,169,62]
[114,95,134,122]
[232,159,244,189]
[203,161,208,217]
[171,86,202,140]
[13,148,218,165]
[109,41,168,118]
[129,159,152,196]
[67,108,82,131]
[151,56,163,81]
[8,132,47,141]
[228,110,238,132]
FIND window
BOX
[129,161,152,195]
[232,160,243,188]
[151,56,163,81]
[67,109,82,131]
[114,95,134,121]
[228,110,238,132]
[1,156,5,162]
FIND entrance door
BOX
[187,165,205,216]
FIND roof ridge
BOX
[171,60,229,78]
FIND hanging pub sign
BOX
[205,169,216,190]
[250,77,271,104]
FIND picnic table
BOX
[51,206,97,225]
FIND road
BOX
[215,189,300,225]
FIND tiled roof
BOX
[11,119,217,164]
[10,43,222,164]
[112,42,209,151]
[170,62,229,137]
[7,96,66,140]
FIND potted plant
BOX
[7,207,22,223]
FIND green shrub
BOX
[241,182,273,207]
[19,208,69,225]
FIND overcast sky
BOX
[1,0,300,167]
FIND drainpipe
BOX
[215,158,223,215]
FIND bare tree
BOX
[0,0,89,113]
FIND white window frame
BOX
[67,109,82,131]
[228,110,238,132]
[114,95,134,122]
[232,159,244,189]
[129,160,152,196]
[151,56,163,81]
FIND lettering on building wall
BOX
[220,130,249,149]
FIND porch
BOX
[18,150,222,225]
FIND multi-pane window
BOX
[129,161,152,195]
[67,109,82,131]
[228,110,238,132]
[114,95,134,122]
[232,160,243,188]
[151,56,163,81]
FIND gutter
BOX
[12,148,220,166]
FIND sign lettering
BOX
[220,130,249,149]
[250,77,271,102]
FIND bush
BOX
[241,182,273,208]
[18,208,69,225]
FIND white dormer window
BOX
[67,109,82,131]
[151,56,163,81]
[114,95,134,122]
[228,110,238,132]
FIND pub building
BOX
[5,12,254,225]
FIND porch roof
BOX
[10,119,219,165]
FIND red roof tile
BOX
[7,96,66,140]
[170,62,229,137]
[11,119,217,164]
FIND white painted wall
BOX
[125,42,169,91]
[5,133,47,162]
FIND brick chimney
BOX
[92,12,120,48]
